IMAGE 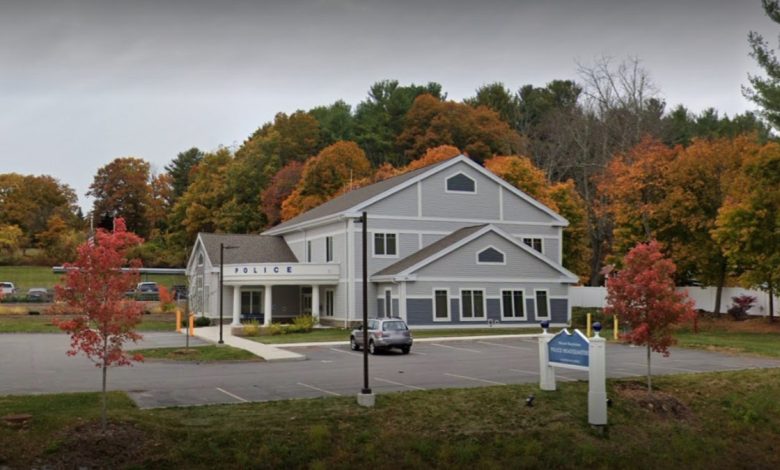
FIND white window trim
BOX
[444,171,478,194]
[373,232,400,258]
[325,236,334,263]
[534,289,550,319]
[432,287,451,322]
[324,289,335,316]
[522,237,544,254]
[500,289,526,320]
[476,245,506,265]
[459,288,487,321]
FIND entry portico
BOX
[223,263,340,326]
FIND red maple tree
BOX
[55,218,144,431]
[604,240,695,392]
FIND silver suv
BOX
[350,318,413,355]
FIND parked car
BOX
[350,318,413,354]
[0,282,16,296]
[26,288,50,302]
[136,282,159,293]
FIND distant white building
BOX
[186,155,577,328]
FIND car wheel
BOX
[350,336,360,351]
[401,346,410,355]
[368,340,377,355]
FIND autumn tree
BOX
[37,215,82,263]
[465,82,521,128]
[261,161,304,227]
[354,80,445,166]
[309,100,355,147]
[281,141,372,220]
[88,157,153,238]
[715,141,780,321]
[605,240,695,391]
[485,155,591,280]
[55,218,144,432]
[403,145,461,172]
[398,94,525,164]
[0,224,23,259]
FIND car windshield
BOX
[382,321,407,331]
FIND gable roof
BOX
[264,154,567,235]
[196,233,298,265]
[371,224,578,283]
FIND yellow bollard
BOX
[613,315,619,341]
[586,312,592,337]
[189,314,194,337]
[175,309,182,333]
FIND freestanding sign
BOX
[538,321,607,426]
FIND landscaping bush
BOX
[194,316,212,327]
[268,323,286,335]
[727,295,756,321]
[242,321,260,337]
[288,315,315,333]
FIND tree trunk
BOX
[714,260,727,316]
[770,281,775,323]
[646,343,652,393]
[101,363,107,433]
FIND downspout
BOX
[345,218,350,328]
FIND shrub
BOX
[194,316,212,327]
[727,295,756,321]
[268,323,287,335]
[243,321,260,337]
[289,315,315,333]
[158,286,175,312]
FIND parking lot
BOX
[2,333,779,409]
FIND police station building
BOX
[186,155,577,328]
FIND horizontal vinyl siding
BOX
[502,189,561,224]
[421,164,501,220]
[364,184,419,216]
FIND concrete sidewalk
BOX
[187,326,306,362]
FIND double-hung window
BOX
[523,237,543,253]
[460,289,485,319]
[535,290,550,319]
[374,233,397,256]
[434,289,449,321]
[501,289,525,319]
[325,236,334,262]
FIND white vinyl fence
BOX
[570,286,780,316]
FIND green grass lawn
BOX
[0,265,186,292]
[246,326,550,344]
[2,369,780,468]
[133,345,261,362]
[675,330,780,357]
[0,315,177,333]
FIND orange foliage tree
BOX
[261,161,304,227]
[397,94,525,164]
[485,155,591,280]
[281,141,372,220]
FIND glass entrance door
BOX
[301,287,312,315]
[241,291,262,315]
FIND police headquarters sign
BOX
[233,265,294,275]
[548,329,590,369]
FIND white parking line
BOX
[509,368,538,376]
[216,387,249,403]
[329,348,361,355]
[375,377,426,391]
[431,343,482,353]
[444,372,506,385]
[478,341,531,351]
[297,382,342,396]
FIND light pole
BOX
[219,243,238,345]
[356,211,373,403]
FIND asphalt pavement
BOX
[1,332,778,409]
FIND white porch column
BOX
[264,285,273,326]
[312,285,320,324]
[231,286,241,326]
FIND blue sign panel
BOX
[548,329,589,368]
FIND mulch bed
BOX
[615,381,694,421]
[40,420,157,469]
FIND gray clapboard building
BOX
[186,154,578,328]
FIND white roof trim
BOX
[186,235,212,272]
[377,224,578,283]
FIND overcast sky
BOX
[0,0,773,211]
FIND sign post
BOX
[538,321,608,426]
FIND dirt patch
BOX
[615,382,694,421]
[40,420,156,469]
